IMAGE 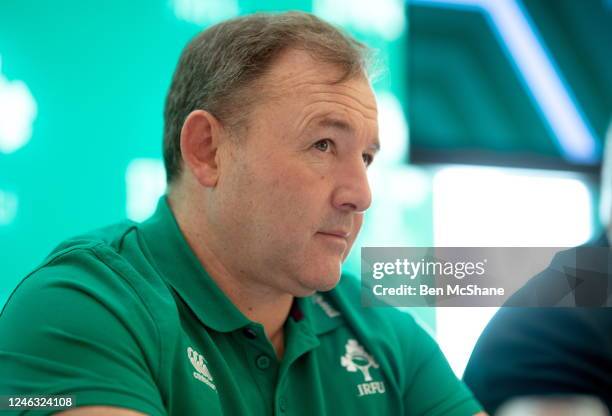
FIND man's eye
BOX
[313,139,332,152]
[363,153,374,167]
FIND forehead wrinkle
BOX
[271,75,377,113]
[296,103,377,135]
[302,83,376,118]
[316,116,355,133]
[296,111,352,137]
[264,74,334,105]
[271,62,342,89]
[299,97,378,125]
[297,83,377,112]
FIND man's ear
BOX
[179,110,224,188]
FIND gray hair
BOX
[163,11,372,184]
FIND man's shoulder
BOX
[0,221,171,416]
[3,219,174,323]
[45,220,138,262]
[13,221,133,294]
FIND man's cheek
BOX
[353,214,364,238]
[342,216,364,260]
[343,235,358,261]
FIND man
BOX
[464,251,612,414]
[0,12,484,415]
[463,125,612,414]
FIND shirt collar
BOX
[138,196,344,336]
[302,292,344,335]
[138,196,249,332]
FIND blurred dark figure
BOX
[463,126,612,414]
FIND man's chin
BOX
[314,276,341,292]
[294,270,341,296]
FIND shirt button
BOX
[255,354,271,370]
[279,397,287,412]
[243,327,257,339]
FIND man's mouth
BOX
[318,230,351,239]
[316,230,350,251]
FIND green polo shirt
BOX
[0,197,481,415]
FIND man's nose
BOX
[331,157,372,213]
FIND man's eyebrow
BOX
[316,116,354,133]
[314,116,381,153]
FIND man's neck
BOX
[168,194,291,359]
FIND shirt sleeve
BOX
[0,246,166,416]
[399,313,483,416]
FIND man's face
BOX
[213,49,379,297]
